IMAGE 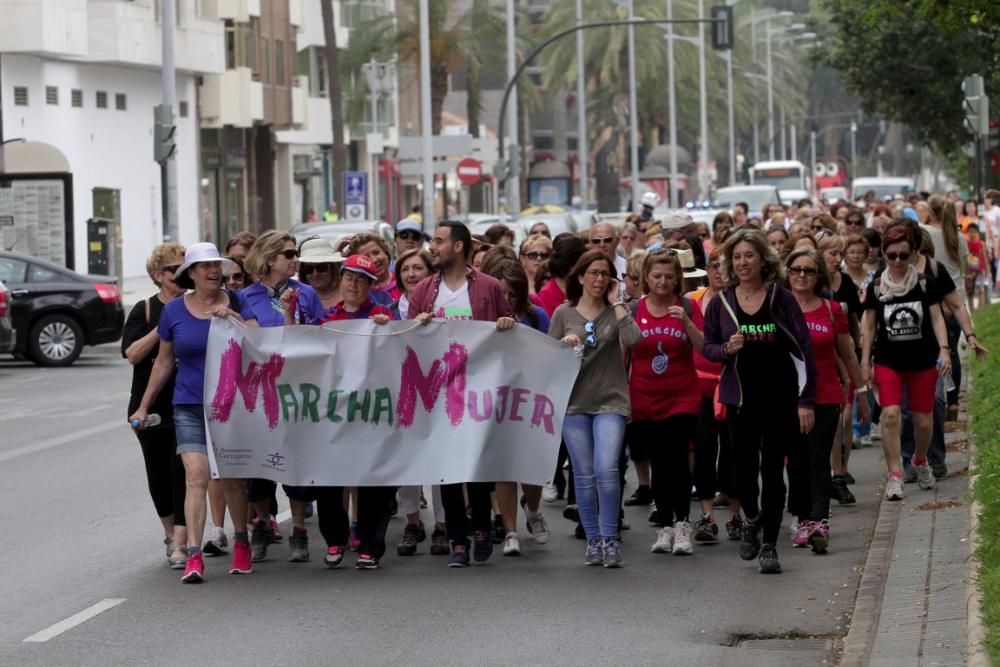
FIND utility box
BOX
[88,187,122,283]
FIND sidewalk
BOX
[841,382,979,666]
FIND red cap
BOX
[341,254,378,281]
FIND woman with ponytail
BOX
[924,195,969,300]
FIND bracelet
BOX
[612,301,627,308]
[856,386,869,394]
[940,346,950,351]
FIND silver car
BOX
[0,280,15,354]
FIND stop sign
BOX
[456,157,482,185]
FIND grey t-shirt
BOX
[921,223,968,303]
[548,303,641,417]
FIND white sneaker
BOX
[870,423,882,441]
[526,511,551,544]
[651,527,674,553]
[859,435,873,447]
[541,482,559,503]
[915,463,936,491]
[672,521,693,555]
[203,526,229,556]
[502,532,521,556]
[885,475,905,501]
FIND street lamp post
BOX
[506,0,520,217]
[666,0,679,207]
[418,0,434,229]
[575,0,588,207]
[850,121,857,181]
[765,20,806,161]
[697,0,709,200]
[627,0,641,211]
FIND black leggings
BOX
[278,485,393,558]
[441,482,493,547]
[629,414,698,525]
[135,426,186,527]
[728,402,800,545]
[787,404,840,522]
[693,395,736,500]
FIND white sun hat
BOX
[174,242,233,286]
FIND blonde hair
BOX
[145,242,185,287]
[520,234,553,256]
[626,251,646,280]
[816,233,846,255]
[722,227,784,287]
[244,230,296,278]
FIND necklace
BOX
[737,284,763,300]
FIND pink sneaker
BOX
[791,521,812,548]
[808,519,830,554]
[229,540,253,574]
[181,552,205,583]
[270,516,284,543]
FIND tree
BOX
[320,0,347,214]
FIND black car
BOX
[0,250,125,366]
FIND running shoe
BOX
[168,548,187,570]
[562,504,580,523]
[758,544,782,574]
[355,553,379,570]
[915,462,936,490]
[844,472,856,485]
[725,514,745,541]
[473,530,494,562]
[932,462,948,479]
[870,422,882,440]
[181,553,205,583]
[739,520,761,561]
[831,476,856,505]
[203,527,229,556]
[858,435,873,447]
[648,503,662,526]
[397,523,426,556]
[448,543,470,568]
[672,521,693,555]
[430,528,449,555]
[288,527,309,562]
[585,538,603,566]
[502,533,521,557]
[809,519,830,554]
[885,475,905,501]
[651,527,674,553]
[492,515,506,545]
[324,545,345,569]
[541,482,559,503]
[525,512,551,544]
[250,519,274,562]
[269,516,283,543]
[229,540,253,574]
[602,537,623,568]
[792,521,812,548]
[903,465,918,484]
[624,486,653,506]
[693,513,719,543]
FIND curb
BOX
[839,480,902,667]
[966,380,992,667]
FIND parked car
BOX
[288,220,395,255]
[0,281,14,354]
[457,214,528,248]
[819,186,850,204]
[712,185,783,215]
[0,251,124,366]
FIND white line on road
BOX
[0,421,123,464]
[23,598,126,643]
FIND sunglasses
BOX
[301,263,334,274]
[584,269,611,279]
[162,264,181,274]
[590,237,616,245]
[885,251,911,262]
[810,224,825,231]
[788,266,818,276]
[708,261,722,270]
[524,252,551,261]
[396,230,423,241]
[845,219,865,226]
[226,272,245,282]
[278,249,299,260]
[584,321,598,348]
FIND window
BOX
[14,87,28,106]
[0,258,27,283]
[46,86,58,105]
[179,101,189,118]
[71,89,83,107]
[96,91,108,109]
[275,39,285,86]
[29,264,59,283]
[224,20,257,72]
[261,38,270,83]
[115,93,127,110]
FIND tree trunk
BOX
[465,54,484,212]
[321,0,347,216]
[595,129,621,213]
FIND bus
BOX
[749,160,810,205]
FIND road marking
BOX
[0,421,123,463]
[23,598,126,643]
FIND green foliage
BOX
[970,304,1000,662]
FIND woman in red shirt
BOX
[784,249,867,554]
[627,249,705,556]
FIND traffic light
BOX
[153,104,177,163]
[710,5,734,51]
[963,75,990,138]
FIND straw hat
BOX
[299,238,345,264]
[676,247,707,279]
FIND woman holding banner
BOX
[130,242,253,583]
[549,249,641,568]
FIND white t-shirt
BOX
[983,205,1000,244]
[397,294,410,319]
[433,280,473,320]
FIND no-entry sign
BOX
[456,157,482,185]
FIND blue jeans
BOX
[562,413,625,540]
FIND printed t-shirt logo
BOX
[884,301,922,341]
[741,321,777,343]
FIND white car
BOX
[289,220,395,253]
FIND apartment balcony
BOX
[291,75,308,127]
[0,0,89,57]
[201,0,261,21]
[199,67,264,129]
[297,0,349,51]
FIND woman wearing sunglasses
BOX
[519,235,553,296]
[224,256,249,291]
[861,225,951,502]
[297,238,345,313]
[549,249,641,567]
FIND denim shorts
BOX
[173,404,208,455]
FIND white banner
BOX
[203,318,579,486]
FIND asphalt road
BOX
[0,346,884,666]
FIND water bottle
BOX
[131,414,161,430]
[942,372,956,394]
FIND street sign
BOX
[456,157,482,185]
[343,171,367,221]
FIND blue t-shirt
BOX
[520,305,550,334]
[158,298,212,406]
[238,279,325,327]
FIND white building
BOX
[0,0,224,279]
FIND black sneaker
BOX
[492,515,505,544]
[575,522,586,540]
[725,514,745,541]
[739,520,761,561]
[473,530,494,562]
[844,472,856,485]
[831,476,856,505]
[355,553,379,570]
[562,504,580,522]
[931,462,948,479]
[623,485,653,506]
[693,513,719,543]
[758,544,782,573]
[648,505,662,526]
[430,528,450,555]
[448,543,469,568]
[397,523,426,556]
[250,519,275,562]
